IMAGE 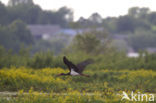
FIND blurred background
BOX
[0,0,156,70]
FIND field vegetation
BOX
[0,67,155,103]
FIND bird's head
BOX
[63,56,66,59]
[63,56,68,64]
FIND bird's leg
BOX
[80,74,90,77]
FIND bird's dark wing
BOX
[63,56,79,72]
[76,59,94,73]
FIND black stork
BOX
[57,56,94,77]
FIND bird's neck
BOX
[64,72,70,75]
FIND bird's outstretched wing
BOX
[77,59,94,73]
[63,56,79,72]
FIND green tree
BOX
[73,33,100,53]
[55,6,73,27]
[7,3,41,24]
[116,16,137,33]
[8,20,34,45]
[0,20,34,52]
[0,2,8,24]
[147,12,156,25]
[0,25,13,49]
[8,0,34,6]
[128,7,150,19]
[89,13,103,24]
[103,17,118,33]
[67,30,112,54]
[128,7,139,18]
[128,29,156,51]
[7,4,72,27]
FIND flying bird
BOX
[57,56,94,77]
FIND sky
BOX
[1,0,156,20]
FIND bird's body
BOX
[70,69,79,76]
[57,56,94,77]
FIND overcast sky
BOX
[1,0,156,20]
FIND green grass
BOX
[0,67,156,103]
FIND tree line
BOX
[0,0,73,27]
[1,0,156,70]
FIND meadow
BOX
[0,67,155,103]
[1,1,156,102]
